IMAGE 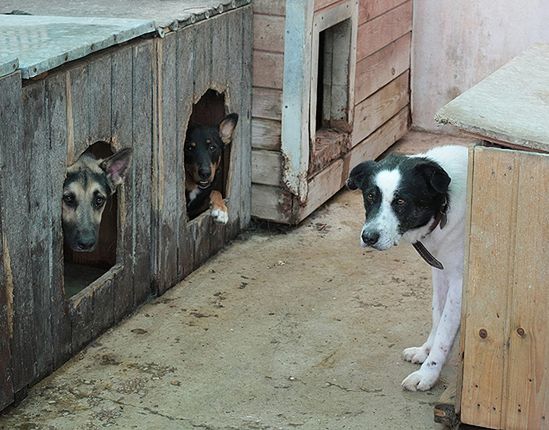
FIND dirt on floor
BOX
[0,132,475,430]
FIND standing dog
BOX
[185,113,238,223]
[62,147,132,252]
[347,145,468,391]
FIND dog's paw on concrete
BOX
[402,346,429,364]
[401,368,438,391]
[211,207,228,224]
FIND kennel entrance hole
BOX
[186,89,230,221]
[63,141,118,298]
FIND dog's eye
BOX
[396,198,406,206]
[208,144,216,152]
[94,196,106,208]
[366,193,374,202]
[63,194,76,207]
[185,145,194,151]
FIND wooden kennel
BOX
[251,0,412,224]
[0,0,252,411]
[434,44,549,430]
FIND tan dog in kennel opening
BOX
[62,146,132,252]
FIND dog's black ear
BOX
[414,161,451,193]
[347,161,376,190]
[100,147,133,191]
[219,113,239,145]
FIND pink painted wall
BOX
[412,0,549,132]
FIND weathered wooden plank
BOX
[87,55,112,144]
[68,63,90,159]
[253,0,286,16]
[252,149,282,186]
[356,1,412,61]
[344,107,408,171]
[503,152,549,430]
[315,0,346,11]
[354,32,411,104]
[240,6,253,230]
[45,71,72,369]
[22,79,54,381]
[352,71,409,146]
[69,289,93,353]
[251,184,293,223]
[190,213,212,270]
[252,118,281,150]
[0,71,20,409]
[460,147,518,429]
[176,25,196,281]
[111,44,135,318]
[298,159,345,221]
[193,18,213,102]
[131,39,154,302]
[252,87,282,120]
[252,51,284,89]
[359,0,408,24]
[253,15,285,53]
[210,10,229,91]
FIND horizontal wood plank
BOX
[359,0,408,24]
[252,51,284,89]
[356,1,412,61]
[251,184,293,223]
[352,71,409,145]
[252,87,283,120]
[252,118,281,150]
[253,15,285,53]
[252,149,282,186]
[253,0,286,16]
[354,32,411,104]
[314,0,347,12]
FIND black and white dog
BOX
[347,146,468,391]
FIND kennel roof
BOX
[0,15,155,78]
[435,43,549,153]
[0,0,251,36]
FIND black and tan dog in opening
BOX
[62,147,132,252]
[185,113,238,223]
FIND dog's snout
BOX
[198,168,211,180]
[361,231,380,247]
[76,232,96,251]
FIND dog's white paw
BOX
[402,346,429,364]
[401,368,438,392]
[211,207,228,224]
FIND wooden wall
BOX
[251,0,411,224]
[0,4,252,410]
[153,6,252,293]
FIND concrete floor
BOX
[0,132,475,430]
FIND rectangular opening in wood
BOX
[309,7,354,176]
[185,89,232,222]
[63,141,120,298]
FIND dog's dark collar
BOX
[413,197,448,270]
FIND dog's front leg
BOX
[210,190,229,224]
[403,269,449,364]
[402,272,461,391]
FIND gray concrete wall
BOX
[412,0,549,132]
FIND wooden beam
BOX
[252,149,282,186]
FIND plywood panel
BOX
[354,32,411,104]
[253,15,285,53]
[352,71,409,145]
[252,51,284,89]
[356,1,412,61]
[460,147,518,429]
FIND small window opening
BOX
[185,89,230,221]
[64,141,118,298]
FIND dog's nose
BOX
[198,168,211,180]
[361,231,380,247]
[76,236,96,251]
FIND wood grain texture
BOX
[252,118,281,150]
[359,0,408,24]
[252,149,282,186]
[251,184,293,223]
[252,87,282,120]
[356,1,412,61]
[253,14,285,53]
[354,32,411,104]
[352,71,409,145]
[252,51,284,89]
[253,0,286,16]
